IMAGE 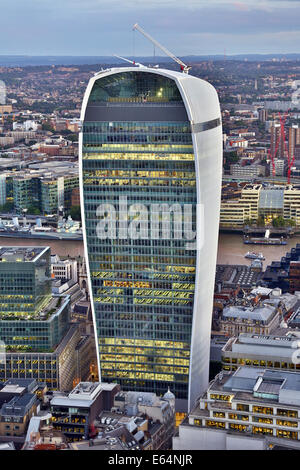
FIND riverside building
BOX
[80,66,222,411]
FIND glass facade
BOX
[0,247,52,317]
[0,296,70,351]
[13,177,40,213]
[82,71,197,399]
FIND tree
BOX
[41,121,54,132]
[0,201,14,213]
[27,205,41,215]
[256,216,265,227]
[69,205,81,221]
[272,216,286,228]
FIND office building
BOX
[80,66,222,411]
[289,125,300,162]
[230,164,265,178]
[0,325,95,392]
[0,80,6,105]
[174,367,300,450]
[222,331,300,372]
[0,175,6,206]
[271,123,284,159]
[50,382,120,442]
[220,301,281,336]
[0,379,40,442]
[0,246,89,391]
[51,254,78,283]
[262,243,300,291]
[258,108,268,122]
[0,246,52,318]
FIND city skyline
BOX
[0,1,300,56]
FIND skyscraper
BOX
[80,66,222,411]
[270,123,285,159]
[289,124,300,162]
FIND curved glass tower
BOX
[80,67,222,411]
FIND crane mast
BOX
[132,23,191,74]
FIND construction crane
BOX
[113,54,144,68]
[132,23,191,74]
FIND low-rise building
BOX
[220,301,281,336]
[222,331,300,372]
[50,382,120,442]
[174,367,300,450]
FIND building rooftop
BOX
[0,246,49,263]
[0,393,37,417]
[222,303,277,323]
[51,382,117,408]
[203,367,300,407]
[259,188,284,209]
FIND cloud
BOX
[0,0,300,55]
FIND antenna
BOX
[132,23,191,74]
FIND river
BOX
[217,233,300,269]
[0,233,299,268]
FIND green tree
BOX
[0,201,14,213]
[257,216,265,227]
[272,216,286,228]
[69,205,81,221]
[27,205,41,215]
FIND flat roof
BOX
[0,246,49,263]
[223,367,300,396]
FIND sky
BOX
[0,0,300,56]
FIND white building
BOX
[173,367,300,450]
[0,80,6,105]
[51,254,78,283]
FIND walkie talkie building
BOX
[79,66,222,411]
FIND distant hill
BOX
[0,54,300,67]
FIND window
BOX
[210,394,232,402]
[277,408,297,418]
[276,429,297,440]
[229,423,247,432]
[252,406,273,415]
[236,403,249,412]
[253,426,273,436]
[253,416,273,425]
[205,420,225,429]
[213,412,225,418]
[228,413,248,421]
[276,419,298,428]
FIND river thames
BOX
[0,233,299,269]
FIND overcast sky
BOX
[0,0,299,56]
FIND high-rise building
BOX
[0,246,52,317]
[0,80,6,105]
[270,123,284,159]
[0,175,6,207]
[289,125,300,162]
[0,246,95,391]
[80,66,222,411]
